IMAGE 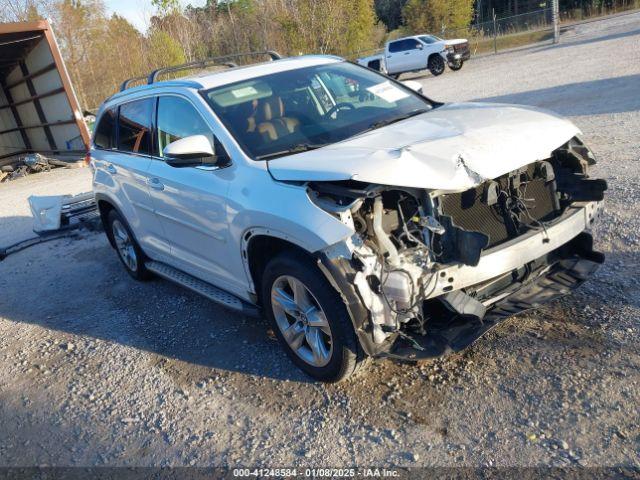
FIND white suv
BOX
[91,53,606,382]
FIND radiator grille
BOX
[437,162,560,250]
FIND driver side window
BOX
[156,96,229,161]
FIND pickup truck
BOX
[357,34,470,78]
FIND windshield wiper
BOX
[255,143,329,160]
[357,108,430,137]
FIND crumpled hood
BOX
[267,102,580,191]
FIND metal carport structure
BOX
[0,19,90,165]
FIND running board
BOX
[145,261,260,317]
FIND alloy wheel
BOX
[112,219,138,272]
[270,275,333,367]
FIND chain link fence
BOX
[444,8,555,55]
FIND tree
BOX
[0,0,54,22]
[402,0,474,34]
[151,0,181,16]
[147,29,186,68]
[374,0,409,31]
[342,0,379,54]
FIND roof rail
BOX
[120,75,147,92]
[120,50,283,92]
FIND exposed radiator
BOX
[437,162,560,250]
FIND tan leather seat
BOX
[256,96,300,141]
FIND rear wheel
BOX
[107,209,151,281]
[261,252,366,382]
[428,55,445,76]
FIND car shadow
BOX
[0,231,313,383]
[473,74,640,116]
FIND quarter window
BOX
[118,98,154,155]
[93,108,116,149]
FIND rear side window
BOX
[93,108,116,149]
[118,98,154,155]
[389,39,420,52]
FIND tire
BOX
[261,251,366,382]
[107,209,152,281]
[428,55,445,76]
[449,59,463,71]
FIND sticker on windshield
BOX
[231,86,258,98]
[366,81,410,103]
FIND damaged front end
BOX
[311,137,607,360]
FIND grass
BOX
[471,29,554,55]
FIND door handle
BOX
[147,178,165,191]
[404,52,410,55]
[106,164,117,174]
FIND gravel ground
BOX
[0,13,638,470]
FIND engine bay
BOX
[310,137,607,357]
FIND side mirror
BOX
[163,135,218,168]
[402,80,424,94]
[416,43,424,50]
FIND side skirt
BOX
[145,261,261,318]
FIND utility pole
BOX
[552,0,560,44]
[492,9,497,54]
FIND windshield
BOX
[203,62,434,160]
[419,35,442,44]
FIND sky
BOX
[103,0,206,33]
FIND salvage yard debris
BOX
[1,153,58,182]
[0,191,98,261]
[29,191,97,233]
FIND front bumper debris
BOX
[447,50,470,63]
[385,233,604,361]
[425,201,603,299]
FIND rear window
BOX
[93,108,116,149]
[118,98,154,155]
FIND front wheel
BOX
[449,59,464,71]
[428,55,445,76]
[261,252,366,382]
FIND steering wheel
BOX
[326,102,355,119]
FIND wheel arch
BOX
[95,194,118,248]
[242,229,318,305]
[428,52,442,64]
[95,194,139,251]
[241,229,378,358]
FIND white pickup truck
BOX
[357,34,470,78]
